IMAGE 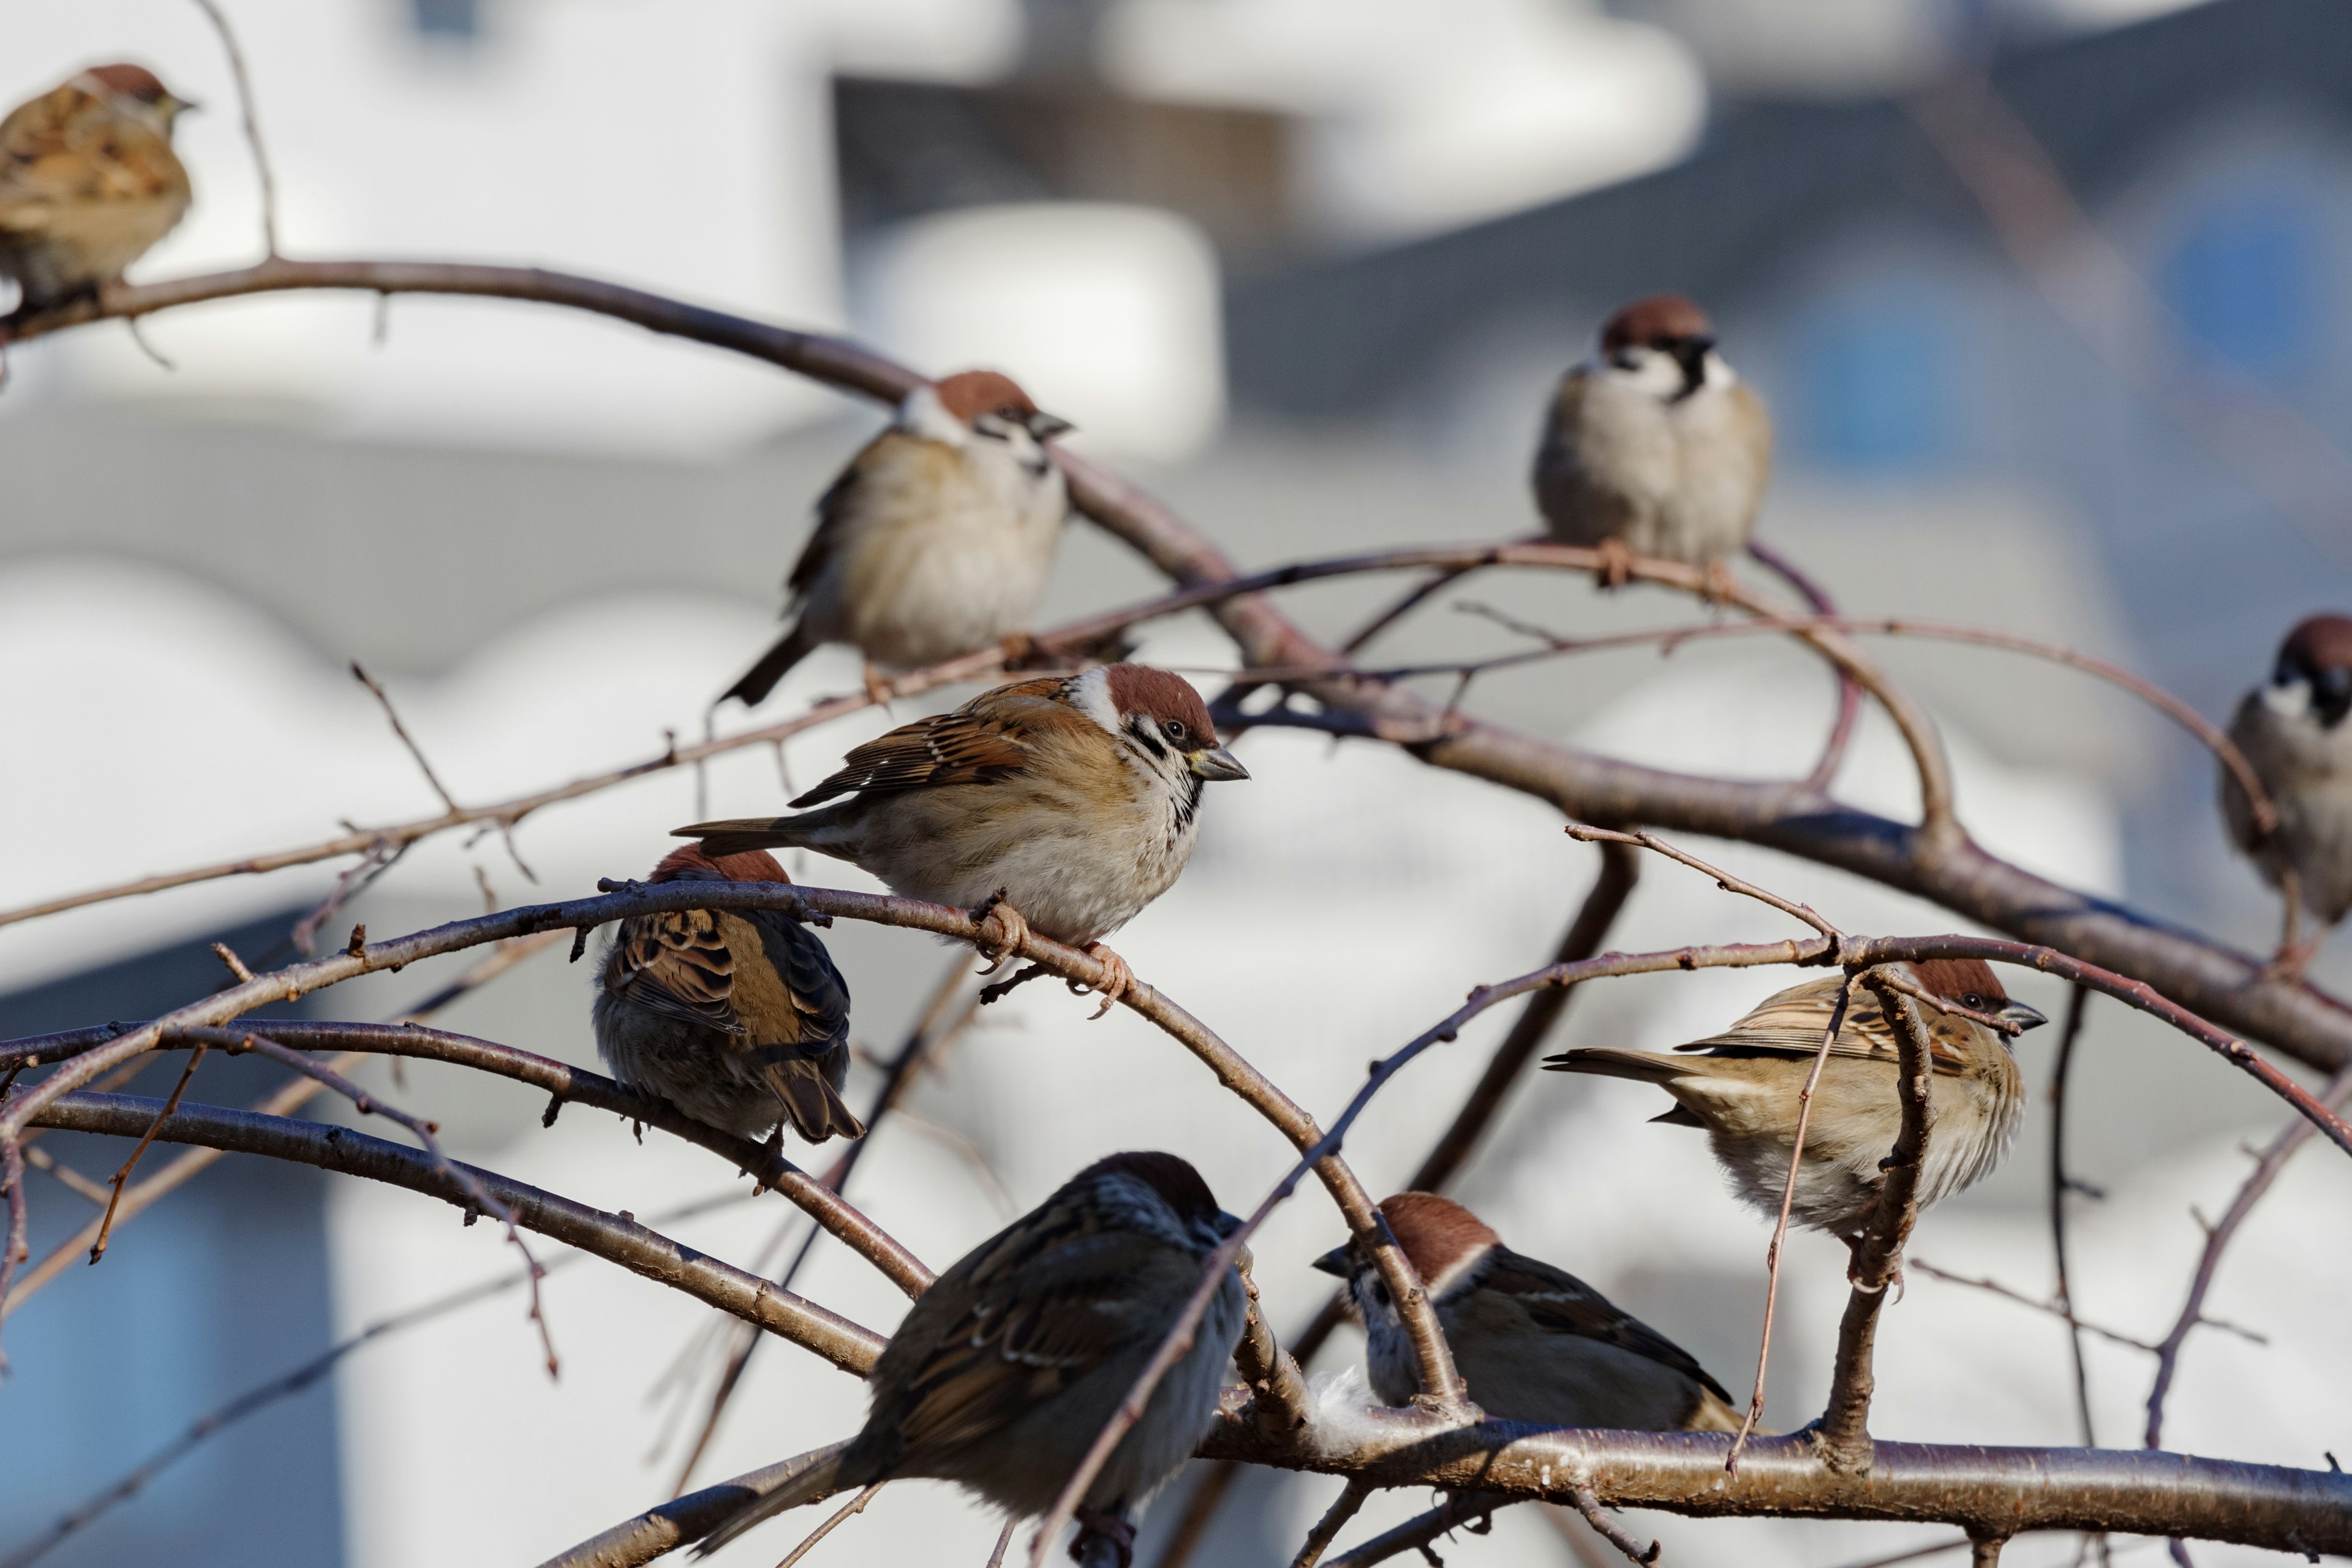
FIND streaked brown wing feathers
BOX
[790,680,1068,807]
[603,909,741,1033]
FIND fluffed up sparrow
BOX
[1532,293,1772,586]
[677,664,1248,1012]
[721,369,1074,709]
[2222,613,2352,980]
[0,64,195,311]
[695,1150,1245,1561]
[1316,1191,1743,1432]
[1544,960,2043,1238]
[591,845,864,1145]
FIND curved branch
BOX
[24,1091,885,1375]
[6,1020,932,1298]
[9,259,2348,1088]
[0,878,1460,1403]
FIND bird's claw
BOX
[862,662,893,707]
[1073,1509,1137,1568]
[1701,559,1737,605]
[1594,537,1635,589]
[1077,943,1134,1020]
[999,630,1041,670]
[971,891,1031,974]
[2261,938,2320,986]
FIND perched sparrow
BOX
[1316,1192,1743,1432]
[591,845,863,1145]
[721,369,1074,709]
[1532,294,1772,584]
[1544,960,2043,1238]
[677,664,1248,1010]
[695,1151,1245,1559]
[0,64,195,310]
[2221,614,2352,979]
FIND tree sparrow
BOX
[0,64,195,311]
[591,845,864,1145]
[2222,614,2352,979]
[677,664,1249,1010]
[720,369,1074,709]
[1544,960,2043,1238]
[1316,1192,1743,1433]
[695,1151,1245,1560]
[1532,294,1773,584]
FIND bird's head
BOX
[78,62,198,132]
[2264,614,2352,731]
[1599,293,1725,402]
[1072,663,1250,784]
[1312,1191,1496,1308]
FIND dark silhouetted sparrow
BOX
[1317,1191,1743,1432]
[0,64,195,309]
[2222,613,2352,980]
[695,1151,1245,1560]
[592,845,862,1145]
[721,369,1073,709]
[1545,960,2041,1238]
[1532,294,1772,584]
[677,664,1248,1011]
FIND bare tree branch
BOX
[26,1091,886,1374]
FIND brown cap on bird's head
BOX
[1600,295,1713,356]
[1908,959,2048,1034]
[648,844,790,884]
[935,370,1037,423]
[2278,614,2352,677]
[80,64,180,107]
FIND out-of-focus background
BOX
[4,1,2350,1564]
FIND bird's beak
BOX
[167,94,201,118]
[1311,1243,1354,1279]
[1998,1000,2049,1033]
[1027,411,1075,442]
[1668,335,1715,396]
[1189,745,1250,782]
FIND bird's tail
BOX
[771,1064,867,1144]
[673,816,814,858]
[1541,1046,1686,1085]
[693,1439,858,1558]
[721,622,816,709]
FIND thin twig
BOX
[1569,823,1842,938]
[20,1145,111,1205]
[1572,1484,1662,1565]
[985,1521,1016,1568]
[0,1188,758,1568]
[2144,1061,2352,1449]
[352,662,459,812]
[2049,987,2098,1446]
[186,0,281,256]
[1732,970,1858,1467]
[87,1044,208,1264]
[1908,1260,2158,1352]
[1291,1480,1372,1568]
[774,1482,883,1568]
[1748,537,1864,795]
[1323,1493,1500,1568]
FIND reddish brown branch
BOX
[26,1091,886,1374]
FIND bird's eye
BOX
[1165,720,1188,742]
[997,404,1024,421]
[1963,993,1985,1010]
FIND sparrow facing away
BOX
[0,64,195,310]
[2222,613,2352,979]
[1544,960,2043,1239]
[591,845,864,1145]
[1532,294,1772,582]
[677,664,1249,1011]
[695,1151,1246,1559]
[722,369,1074,709]
[1316,1192,1744,1433]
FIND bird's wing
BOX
[788,679,1071,806]
[1478,1248,1736,1406]
[782,439,873,603]
[0,90,181,227]
[601,909,743,1033]
[880,1199,1181,1455]
[1676,974,1972,1074]
[731,909,852,1051]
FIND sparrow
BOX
[1316,1192,1743,1433]
[720,369,1074,709]
[0,64,195,311]
[590,844,864,1145]
[2221,613,2352,980]
[1532,293,1772,586]
[695,1151,1246,1561]
[1544,960,2043,1239]
[676,663,1249,1011]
